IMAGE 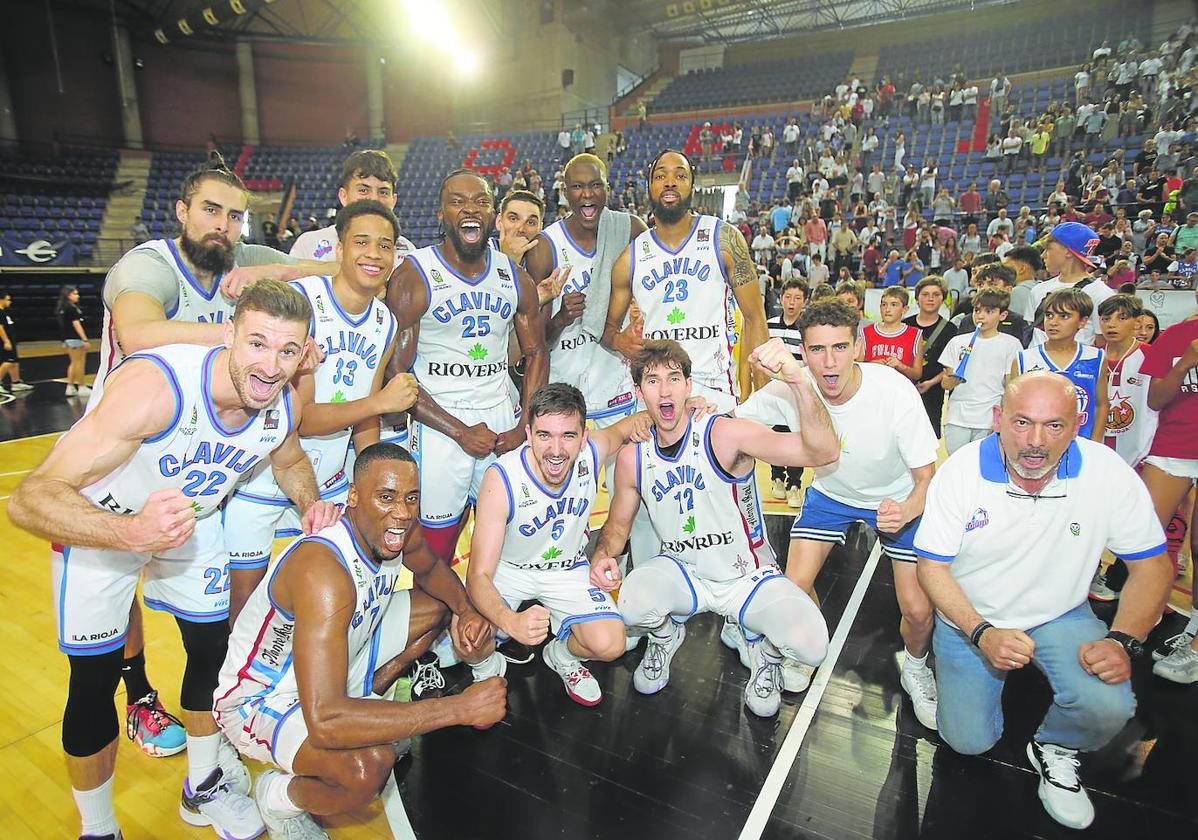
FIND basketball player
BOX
[289,150,415,264]
[590,340,838,717]
[385,169,548,565]
[9,281,339,840]
[601,149,769,413]
[93,160,333,760]
[224,201,419,620]
[467,383,648,706]
[215,443,506,839]
[496,188,546,263]
[525,154,647,428]
[736,300,941,729]
[288,150,415,477]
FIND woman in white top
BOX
[1047,180,1069,209]
[1074,63,1092,106]
[893,131,906,170]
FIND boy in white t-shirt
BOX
[940,288,1023,453]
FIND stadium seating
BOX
[650,53,854,114]
[0,149,119,262]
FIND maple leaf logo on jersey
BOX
[682,515,696,534]
[541,546,563,562]
[331,390,347,403]
[191,501,203,515]
[468,342,488,361]
[667,307,686,325]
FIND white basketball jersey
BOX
[82,344,293,551]
[94,238,235,403]
[629,215,737,396]
[236,276,397,502]
[407,245,520,410]
[216,518,404,709]
[636,412,773,582]
[491,440,598,571]
[541,221,635,418]
[1105,343,1158,467]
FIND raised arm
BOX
[9,359,195,552]
[721,221,770,396]
[111,292,226,354]
[600,245,644,359]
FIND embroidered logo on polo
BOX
[965,507,989,532]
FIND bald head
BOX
[995,372,1082,483]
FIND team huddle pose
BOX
[9,142,1176,840]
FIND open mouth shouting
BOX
[658,399,677,422]
[578,204,600,222]
[659,190,681,206]
[246,371,282,402]
[382,525,407,553]
[459,218,484,245]
[543,453,569,480]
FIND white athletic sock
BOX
[903,650,929,670]
[73,775,120,838]
[1185,611,1198,637]
[261,771,302,819]
[469,651,504,682]
[187,732,222,790]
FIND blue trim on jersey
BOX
[289,281,318,339]
[652,414,692,464]
[557,611,622,640]
[343,518,381,574]
[228,555,270,571]
[915,548,956,563]
[233,489,295,506]
[142,596,228,622]
[321,275,371,328]
[519,445,577,500]
[634,444,643,493]
[508,255,522,309]
[649,215,701,256]
[560,222,597,259]
[282,384,295,436]
[1122,542,1168,561]
[125,353,184,444]
[202,347,257,436]
[586,401,635,421]
[737,569,784,642]
[433,244,492,286]
[712,219,732,286]
[362,625,383,698]
[490,463,516,524]
[408,254,434,299]
[274,527,303,538]
[59,636,128,656]
[663,554,699,619]
[701,414,753,483]
[270,703,303,762]
[166,238,221,302]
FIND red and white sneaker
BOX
[543,638,602,706]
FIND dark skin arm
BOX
[495,267,549,454]
[284,543,492,750]
[599,245,645,358]
[385,259,496,457]
[720,220,770,395]
[525,234,578,347]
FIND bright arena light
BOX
[402,0,477,76]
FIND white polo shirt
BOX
[914,434,1165,630]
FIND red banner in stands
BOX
[463,139,517,177]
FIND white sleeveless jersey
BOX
[236,276,396,503]
[82,344,293,553]
[629,215,737,396]
[1104,343,1158,467]
[541,221,635,418]
[490,440,599,572]
[636,413,773,582]
[407,244,520,410]
[216,518,404,709]
[94,238,235,404]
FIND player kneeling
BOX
[591,340,839,717]
[214,444,506,838]
[467,383,650,706]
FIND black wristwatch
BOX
[1104,631,1143,659]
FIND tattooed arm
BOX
[720,221,770,397]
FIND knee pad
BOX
[63,649,124,757]
[176,617,230,712]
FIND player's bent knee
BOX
[63,650,124,757]
[176,617,231,711]
[580,621,627,661]
[338,745,397,810]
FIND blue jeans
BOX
[933,603,1136,754]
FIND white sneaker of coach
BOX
[1026,740,1095,829]
[899,659,939,730]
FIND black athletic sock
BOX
[121,651,154,702]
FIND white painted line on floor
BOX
[738,540,883,840]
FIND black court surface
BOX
[3,390,1197,839]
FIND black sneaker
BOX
[407,651,446,700]
[79,834,123,840]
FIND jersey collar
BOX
[978,433,1083,484]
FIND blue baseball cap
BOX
[1049,222,1098,268]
